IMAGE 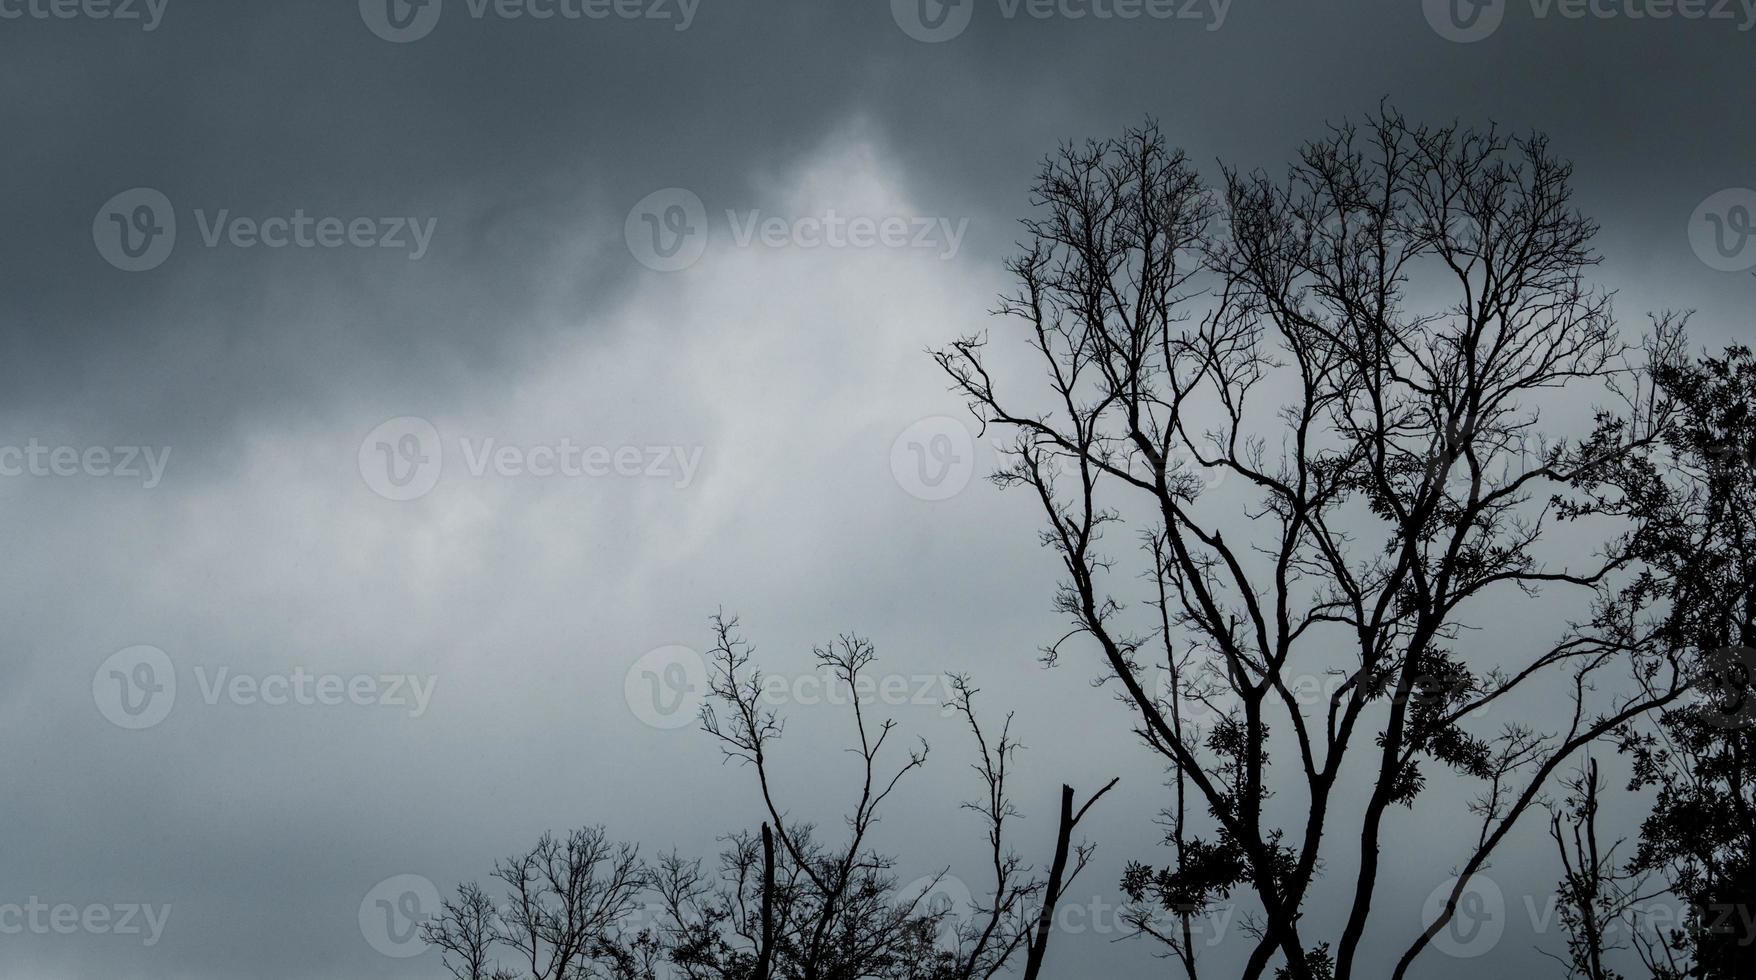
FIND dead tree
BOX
[1021,779,1118,980]
[423,882,515,980]
[670,613,1114,980]
[753,823,776,980]
[1542,758,1681,980]
[424,826,651,980]
[943,673,1118,980]
[495,827,650,980]
[934,110,1692,980]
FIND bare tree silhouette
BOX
[934,109,1695,980]
[423,826,652,980]
[1542,758,1671,979]
[427,614,1116,980]
[682,614,1115,980]
[425,882,515,980]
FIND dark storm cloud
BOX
[6,0,1749,441]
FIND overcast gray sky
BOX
[2,1,1752,978]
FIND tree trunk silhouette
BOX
[753,822,776,980]
[1023,778,1118,980]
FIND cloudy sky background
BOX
[2,1,1753,977]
